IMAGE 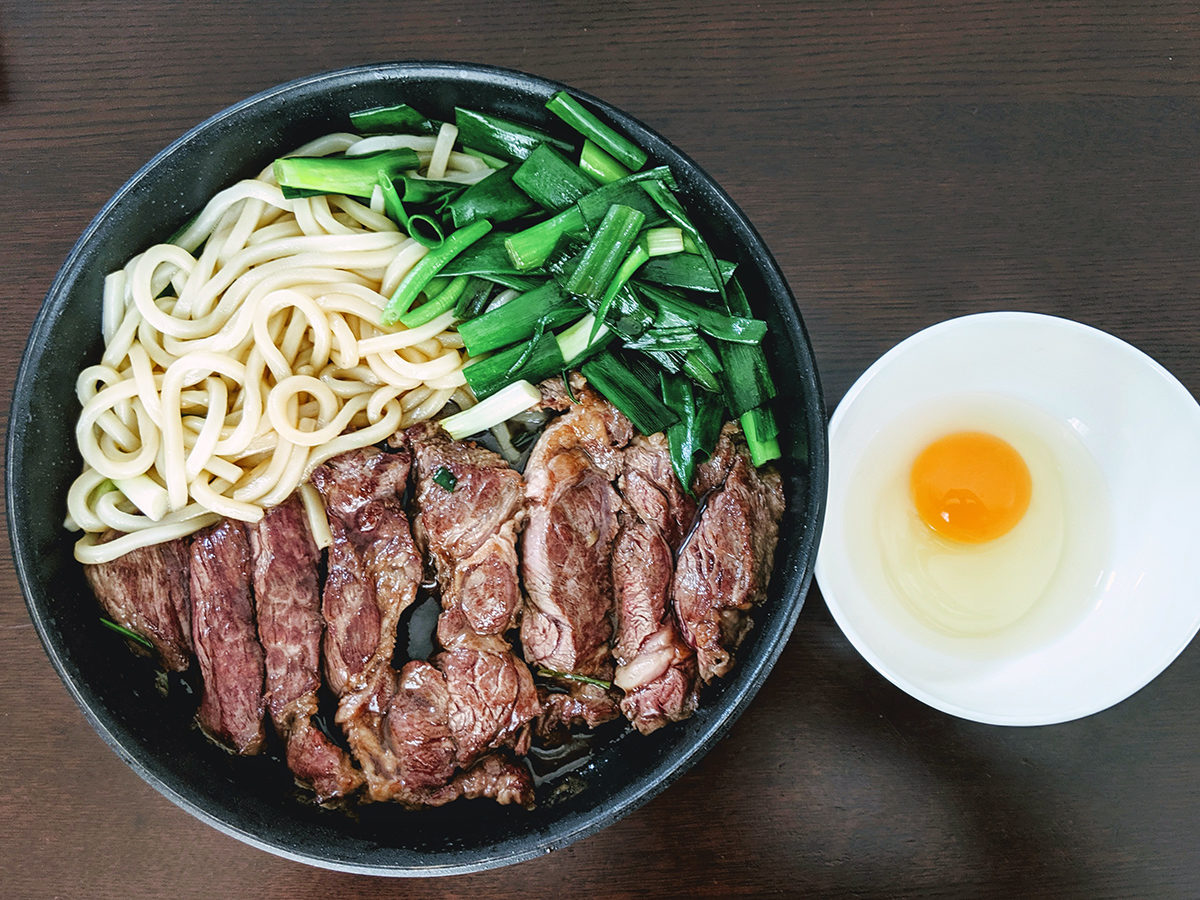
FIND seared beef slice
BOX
[520,381,632,727]
[84,535,193,671]
[250,495,361,800]
[407,423,539,762]
[407,421,526,639]
[250,495,322,723]
[673,425,785,682]
[190,519,266,754]
[312,448,420,800]
[311,447,418,696]
[314,446,530,807]
[612,433,700,733]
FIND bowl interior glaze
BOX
[7,62,826,875]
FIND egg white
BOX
[844,393,1112,656]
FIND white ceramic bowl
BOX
[816,311,1200,725]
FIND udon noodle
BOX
[68,127,495,565]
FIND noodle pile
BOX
[68,129,494,564]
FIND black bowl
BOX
[7,62,827,875]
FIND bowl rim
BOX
[7,60,828,874]
[816,309,1200,726]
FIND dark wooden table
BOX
[4,3,1198,896]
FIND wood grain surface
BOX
[3,2,1199,896]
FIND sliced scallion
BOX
[740,405,782,466]
[377,172,444,248]
[642,227,685,257]
[637,282,766,344]
[463,329,565,400]
[638,253,736,293]
[439,380,543,440]
[512,143,599,212]
[100,617,154,650]
[505,205,589,270]
[452,277,493,319]
[661,372,726,492]
[640,177,730,308]
[588,239,650,345]
[564,204,646,304]
[274,148,421,199]
[626,325,703,353]
[381,219,493,325]
[453,107,573,162]
[457,281,584,357]
[581,350,678,435]
[545,91,648,171]
[399,274,471,328]
[579,138,631,184]
[716,278,777,415]
[350,103,436,135]
[446,163,538,228]
[440,230,541,282]
[575,167,674,230]
[556,312,612,365]
[682,336,725,394]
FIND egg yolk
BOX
[909,431,1032,544]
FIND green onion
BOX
[505,205,588,270]
[556,312,613,365]
[446,163,538,228]
[661,373,726,491]
[564,204,646,304]
[457,281,584,356]
[545,91,648,171]
[440,380,543,440]
[459,145,510,169]
[580,138,631,184]
[399,274,471,328]
[503,168,676,270]
[512,144,599,212]
[432,466,458,492]
[535,667,614,689]
[463,329,566,400]
[740,405,782,466]
[322,101,781,466]
[382,219,493,324]
[626,325,703,353]
[716,279,777,415]
[470,272,544,292]
[640,178,729,308]
[596,284,655,341]
[453,107,573,161]
[395,176,467,206]
[377,173,444,248]
[453,277,494,319]
[588,240,649,345]
[638,253,736,292]
[637,282,766,344]
[581,350,678,435]
[643,227,685,257]
[438,230,538,282]
[273,148,421,199]
[542,233,589,276]
[575,167,674,230]
[350,103,435,134]
[100,617,153,650]
[686,334,725,388]
[719,342,773,413]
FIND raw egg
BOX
[909,431,1032,544]
[844,394,1111,647]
